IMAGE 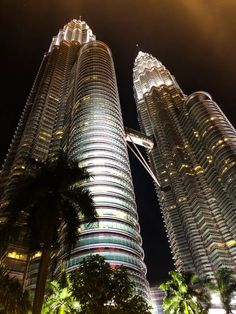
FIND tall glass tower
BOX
[0,21,149,297]
[133,51,236,280]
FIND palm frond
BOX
[63,187,96,224]
[0,264,32,313]
[160,270,210,314]
[61,199,81,253]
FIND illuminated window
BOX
[194,165,204,174]
[7,251,27,261]
[31,252,42,260]
[226,240,236,247]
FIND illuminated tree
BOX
[42,277,80,313]
[160,271,210,314]
[70,255,151,313]
[210,268,236,314]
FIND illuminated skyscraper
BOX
[150,286,164,314]
[0,21,149,297]
[133,51,236,280]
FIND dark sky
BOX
[1,0,236,285]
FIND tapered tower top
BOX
[49,19,96,52]
[134,51,163,73]
[133,51,183,100]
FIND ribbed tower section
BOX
[63,41,149,297]
[0,21,149,297]
[0,19,95,194]
[133,52,236,280]
[133,52,197,275]
[1,19,96,283]
[179,92,236,269]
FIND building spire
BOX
[48,19,96,52]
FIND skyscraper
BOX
[133,51,236,280]
[0,20,149,297]
[150,286,164,314]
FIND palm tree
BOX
[183,272,211,312]
[42,280,80,313]
[160,271,210,314]
[214,268,236,314]
[0,263,32,313]
[0,154,96,314]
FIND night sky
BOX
[1,0,236,285]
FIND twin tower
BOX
[1,19,235,296]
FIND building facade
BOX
[133,51,236,280]
[150,286,164,314]
[0,21,149,297]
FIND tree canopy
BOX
[45,255,151,314]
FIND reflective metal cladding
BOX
[0,20,149,297]
[133,51,236,281]
[65,40,149,296]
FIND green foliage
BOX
[208,268,236,314]
[42,272,80,314]
[0,263,32,314]
[160,270,210,314]
[69,255,151,313]
[111,293,151,314]
[71,254,113,313]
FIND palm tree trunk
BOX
[22,253,31,291]
[184,302,189,314]
[59,306,65,314]
[222,297,231,314]
[32,231,53,314]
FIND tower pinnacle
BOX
[49,19,96,52]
